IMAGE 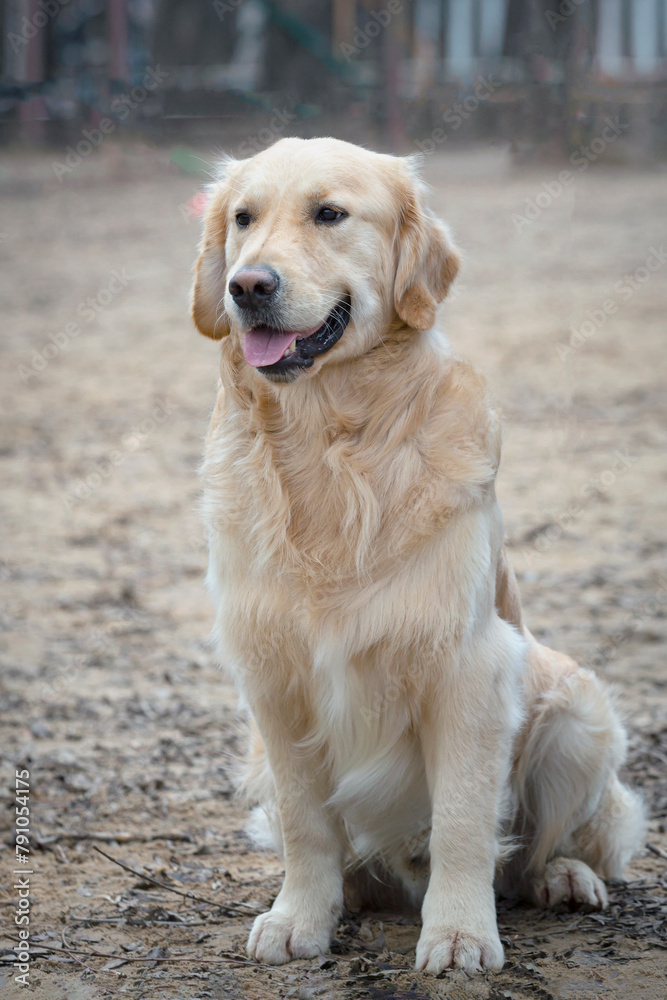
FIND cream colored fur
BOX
[191,138,645,975]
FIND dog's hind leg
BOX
[513,645,645,911]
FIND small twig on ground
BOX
[67,916,126,924]
[646,842,667,860]
[39,831,193,845]
[61,928,95,976]
[92,845,258,916]
[503,922,585,942]
[4,936,262,967]
[68,915,232,927]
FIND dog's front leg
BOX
[416,669,514,976]
[246,698,345,965]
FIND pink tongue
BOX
[243,328,297,367]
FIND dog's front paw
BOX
[533,857,608,911]
[247,908,332,965]
[415,927,504,975]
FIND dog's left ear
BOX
[191,165,236,340]
[393,178,460,331]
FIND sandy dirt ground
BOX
[1,143,666,1000]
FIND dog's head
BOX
[191,137,459,384]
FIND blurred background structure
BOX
[2,0,667,159]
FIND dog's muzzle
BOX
[243,296,352,383]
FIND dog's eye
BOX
[235,212,251,228]
[316,207,346,224]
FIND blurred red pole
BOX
[109,0,129,83]
[332,0,355,53]
[19,0,47,140]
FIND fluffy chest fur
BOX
[202,335,507,733]
[203,337,500,585]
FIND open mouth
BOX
[243,296,351,381]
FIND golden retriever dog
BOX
[190,137,644,975]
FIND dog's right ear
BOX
[393,163,460,331]
[191,166,236,339]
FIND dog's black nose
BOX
[228,267,280,310]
